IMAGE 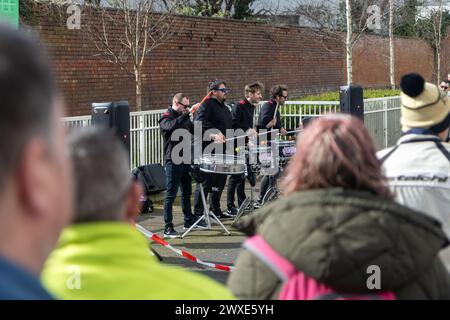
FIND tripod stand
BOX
[181,182,231,239]
[232,186,256,226]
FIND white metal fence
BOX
[63,97,401,168]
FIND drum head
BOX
[199,154,246,174]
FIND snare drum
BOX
[249,145,272,163]
[278,140,297,158]
[199,154,246,175]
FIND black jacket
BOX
[232,98,256,132]
[159,107,193,163]
[193,97,233,152]
[257,99,282,131]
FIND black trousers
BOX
[194,172,227,215]
[259,171,282,201]
[226,174,246,209]
[163,162,194,228]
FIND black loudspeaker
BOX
[91,101,130,152]
[132,164,167,194]
[339,85,364,121]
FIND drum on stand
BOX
[199,154,246,175]
[277,139,296,167]
[182,154,244,238]
[278,140,297,158]
[247,143,279,176]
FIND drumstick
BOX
[190,91,212,115]
[224,129,280,142]
[224,127,305,143]
[273,101,279,125]
[278,129,303,135]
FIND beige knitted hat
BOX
[400,73,450,131]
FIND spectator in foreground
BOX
[378,73,450,272]
[42,127,234,300]
[0,25,74,299]
[228,114,450,300]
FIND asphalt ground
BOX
[135,180,450,287]
[136,181,256,286]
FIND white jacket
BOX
[378,133,450,271]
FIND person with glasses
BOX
[159,93,207,238]
[193,80,234,219]
[256,84,289,206]
[440,80,450,95]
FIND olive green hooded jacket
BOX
[228,188,450,299]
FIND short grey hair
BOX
[0,25,57,191]
[68,127,131,223]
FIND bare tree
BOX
[436,1,444,84]
[291,0,386,85]
[389,0,395,89]
[290,0,415,86]
[415,0,450,84]
[346,0,353,85]
[83,0,185,110]
[22,0,184,110]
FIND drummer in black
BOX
[256,84,288,205]
[193,79,233,219]
[225,81,264,216]
[159,93,207,239]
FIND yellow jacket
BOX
[42,222,234,300]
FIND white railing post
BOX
[139,114,145,166]
[383,99,388,149]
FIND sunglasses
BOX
[214,88,230,93]
[281,95,288,99]
[441,86,449,90]
[178,102,190,108]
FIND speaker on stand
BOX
[339,85,364,122]
[91,100,130,154]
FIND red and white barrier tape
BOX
[136,224,235,272]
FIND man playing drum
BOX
[159,93,207,238]
[225,81,264,216]
[193,80,233,220]
[256,84,289,205]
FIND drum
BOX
[278,140,297,158]
[199,154,246,175]
[248,145,273,167]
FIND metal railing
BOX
[363,96,402,150]
[63,97,401,168]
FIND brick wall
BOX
[353,34,434,86]
[24,6,440,116]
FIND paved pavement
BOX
[136,183,450,287]
[136,185,254,285]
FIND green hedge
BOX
[274,89,400,129]
[298,89,400,101]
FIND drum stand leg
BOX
[209,211,231,235]
[181,184,230,238]
[232,197,251,226]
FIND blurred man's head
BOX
[0,25,74,275]
[400,73,450,140]
[69,127,141,224]
[440,81,450,92]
